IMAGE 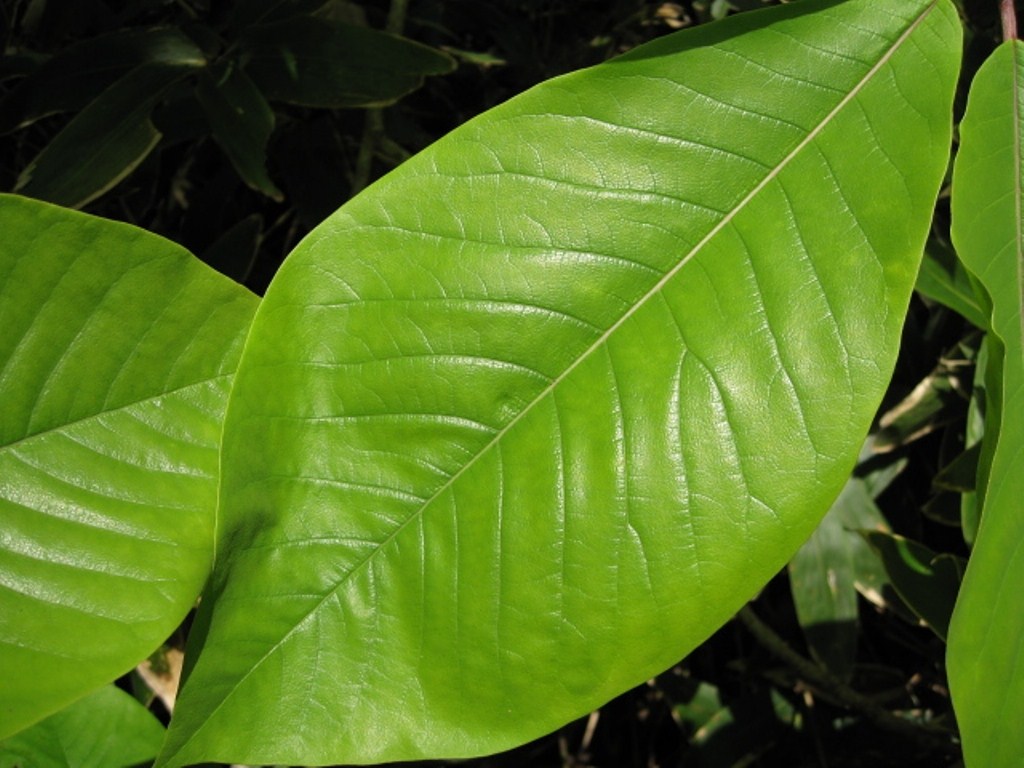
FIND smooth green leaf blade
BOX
[0,27,205,135]
[14,64,197,209]
[948,40,1024,768]
[162,1,959,765]
[0,685,164,768]
[0,195,258,737]
[238,16,455,108]
[195,64,283,201]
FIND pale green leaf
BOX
[160,1,959,764]
[0,685,164,768]
[948,39,1024,768]
[0,195,258,738]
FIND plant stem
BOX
[351,0,411,195]
[736,605,954,750]
[1003,0,1018,42]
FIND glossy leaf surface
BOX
[0,685,164,768]
[0,195,258,737]
[948,40,1024,768]
[161,1,959,764]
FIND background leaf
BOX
[238,15,455,107]
[158,1,960,765]
[195,62,282,200]
[915,236,988,329]
[947,39,1024,768]
[0,685,164,768]
[788,457,897,681]
[14,63,200,208]
[0,194,257,737]
[863,532,961,640]
[0,26,205,135]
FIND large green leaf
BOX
[160,1,959,765]
[947,39,1024,768]
[0,195,258,737]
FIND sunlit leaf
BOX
[159,1,959,764]
[0,195,258,737]
[947,39,1024,768]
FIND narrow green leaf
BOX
[948,39,1024,767]
[863,532,961,641]
[687,690,796,764]
[915,236,988,328]
[0,195,258,737]
[788,476,890,680]
[960,333,993,545]
[160,1,959,765]
[195,63,283,201]
[872,362,968,452]
[932,441,980,492]
[228,0,329,31]
[0,685,164,768]
[0,27,205,135]
[238,16,455,108]
[673,680,724,732]
[14,63,199,209]
[201,213,263,284]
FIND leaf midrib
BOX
[1014,44,1024,361]
[0,374,233,455]
[169,3,938,759]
